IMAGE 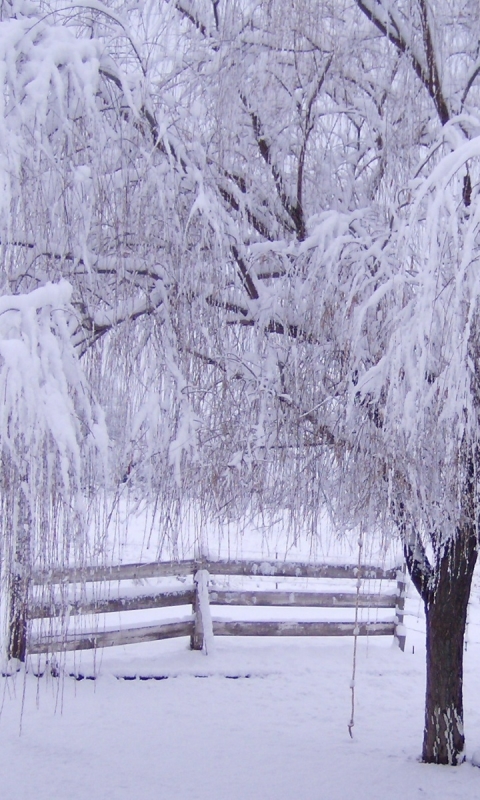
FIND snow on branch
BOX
[348,121,480,539]
[0,280,107,491]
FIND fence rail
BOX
[31,558,399,585]
[28,619,194,654]
[28,589,195,620]
[209,590,397,608]
[18,558,406,658]
[212,620,396,638]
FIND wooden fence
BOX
[21,558,406,657]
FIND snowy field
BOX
[3,629,480,799]
[2,522,480,800]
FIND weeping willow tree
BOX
[342,0,480,766]
[4,0,480,767]
[92,0,480,766]
[0,282,106,663]
[318,128,480,765]
[0,1,113,662]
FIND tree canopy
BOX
[2,0,480,764]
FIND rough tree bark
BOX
[405,520,477,764]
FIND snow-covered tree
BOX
[0,281,106,661]
[3,0,480,766]
[346,0,480,766]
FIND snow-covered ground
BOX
[3,630,480,799]
[2,519,480,799]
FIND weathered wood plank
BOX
[26,557,404,654]
[209,590,396,608]
[28,619,194,654]
[203,559,398,580]
[27,589,194,620]
[212,620,395,637]
[32,558,400,585]
[32,560,196,585]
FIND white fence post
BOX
[191,569,214,654]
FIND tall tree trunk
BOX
[8,485,31,663]
[408,525,477,765]
[422,546,475,763]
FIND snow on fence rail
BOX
[18,559,406,657]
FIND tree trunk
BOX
[8,487,31,663]
[421,529,477,764]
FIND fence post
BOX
[191,569,214,653]
[395,566,407,652]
